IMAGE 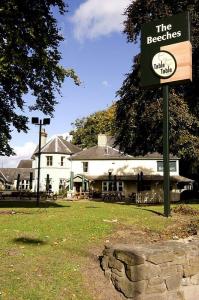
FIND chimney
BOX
[98,134,108,147]
[41,129,47,148]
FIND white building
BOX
[31,130,81,193]
[0,133,193,202]
[70,134,191,202]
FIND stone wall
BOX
[101,238,199,299]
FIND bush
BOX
[180,190,199,202]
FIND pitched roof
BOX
[71,145,133,160]
[32,136,81,156]
[134,152,178,159]
[17,160,32,168]
[0,168,34,183]
[71,146,178,161]
[86,174,193,183]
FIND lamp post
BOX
[32,117,50,206]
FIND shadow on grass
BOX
[90,198,135,205]
[0,201,67,209]
[85,206,100,209]
[136,207,164,217]
[13,236,47,245]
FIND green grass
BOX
[0,200,197,299]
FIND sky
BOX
[1,0,139,167]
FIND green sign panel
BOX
[141,12,191,87]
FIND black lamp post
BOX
[32,117,50,206]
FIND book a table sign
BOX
[141,12,192,217]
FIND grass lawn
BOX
[0,200,198,299]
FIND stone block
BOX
[111,268,124,278]
[101,256,109,271]
[148,277,164,285]
[146,251,175,265]
[172,247,186,257]
[181,277,191,286]
[160,265,179,277]
[184,265,199,277]
[145,282,167,294]
[190,273,199,285]
[165,274,181,290]
[168,290,185,300]
[114,249,145,266]
[140,292,167,300]
[182,285,199,300]
[189,257,199,266]
[177,265,183,275]
[103,245,114,256]
[104,269,111,280]
[111,273,147,298]
[170,255,187,266]
[126,262,161,281]
[108,256,124,272]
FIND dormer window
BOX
[46,156,53,166]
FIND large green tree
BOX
[115,1,199,171]
[0,0,80,156]
[70,105,116,148]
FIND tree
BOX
[115,0,199,169]
[0,0,80,156]
[70,104,116,148]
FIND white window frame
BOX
[102,181,124,192]
[46,156,53,166]
[82,161,88,173]
[60,156,65,166]
[157,160,177,172]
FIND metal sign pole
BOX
[163,84,170,217]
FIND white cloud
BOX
[0,133,72,168]
[71,0,131,41]
[0,142,36,168]
[102,80,110,87]
[15,142,36,157]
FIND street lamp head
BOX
[32,117,50,125]
[32,117,39,124]
[43,118,50,125]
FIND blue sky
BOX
[1,0,139,167]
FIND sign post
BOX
[141,12,192,217]
[163,84,170,217]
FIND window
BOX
[102,181,124,192]
[59,178,66,191]
[20,180,29,190]
[170,161,177,172]
[25,180,29,190]
[61,156,65,166]
[21,180,25,190]
[118,181,123,192]
[46,174,51,191]
[157,161,177,172]
[102,181,108,192]
[82,162,88,172]
[46,156,53,166]
[5,184,11,190]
